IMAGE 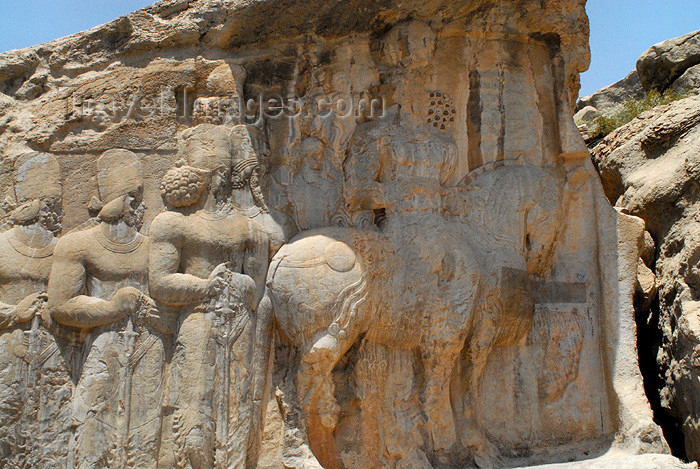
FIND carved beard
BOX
[39,200,63,236]
[211,172,232,211]
[123,202,146,231]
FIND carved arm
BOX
[148,215,216,306]
[47,241,139,329]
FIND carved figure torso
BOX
[56,226,148,300]
[151,209,266,299]
[344,122,456,215]
[0,227,54,305]
[48,224,159,469]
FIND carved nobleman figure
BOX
[47,149,166,469]
[230,123,297,257]
[149,123,269,469]
[0,152,63,465]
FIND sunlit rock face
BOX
[0,1,691,468]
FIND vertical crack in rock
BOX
[497,63,506,161]
[635,296,689,460]
[467,68,483,171]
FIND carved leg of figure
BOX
[420,292,475,454]
[0,330,29,465]
[354,341,384,468]
[382,345,433,469]
[171,311,216,469]
[421,343,461,452]
[295,332,357,469]
[32,332,74,469]
[462,313,502,469]
[246,294,274,468]
[127,333,166,469]
[73,331,123,469]
[299,334,344,428]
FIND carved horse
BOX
[265,163,569,468]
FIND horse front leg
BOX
[461,300,503,469]
[420,299,474,453]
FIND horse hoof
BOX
[473,438,503,469]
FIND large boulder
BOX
[671,63,700,94]
[637,30,700,92]
[576,70,645,113]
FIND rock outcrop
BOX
[637,30,700,92]
[575,30,700,136]
[576,70,645,114]
[592,92,700,462]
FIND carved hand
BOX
[15,292,47,324]
[207,263,232,297]
[112,286,147,318]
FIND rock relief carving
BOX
[46,148,164,469]
[149,123,270,469]
[0,152,63,467]
[426,90,456,131]
[229,123,298,257]
[280,98,352,231]
[265,106,588,468]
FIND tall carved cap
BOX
[179,124,232,171]
[230,124,269,177]
[13,152,62,202]
[97,149,143,203]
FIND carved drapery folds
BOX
[0,0,684,468]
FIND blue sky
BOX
[0,0,698,98]
[583,0,699,96]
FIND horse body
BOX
[266,164,568,468]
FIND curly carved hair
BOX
[160,166,207,208]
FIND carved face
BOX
[123,187,146,230]
[211,166,229,191]
[211,166,231,206]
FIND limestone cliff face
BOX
[0,0,591,231]
[0,1,691,468]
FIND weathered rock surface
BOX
[576,70,645,113]
[591,93,700,462]
[576,30,700,136]
[637,30,700,92]
[0,0,688,468]
[671,64,700,94]
[525,453,696,469]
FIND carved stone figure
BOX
[265,111,575,468]
[149,124,270,469]
[0,152,63,466]
[47,149,163,469]
[230,123,297,256]
[0,1,690,467]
